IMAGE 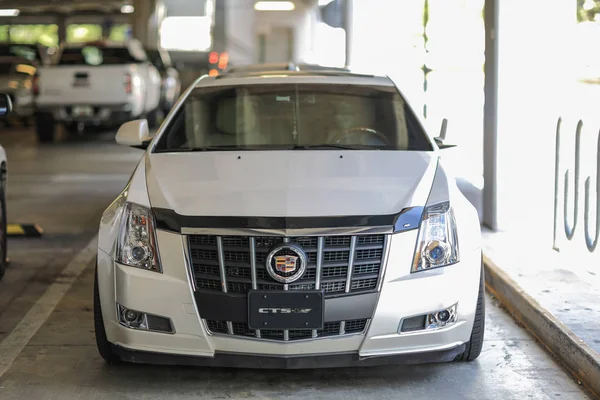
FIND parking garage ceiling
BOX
[0,0,129,14]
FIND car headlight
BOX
[411,201,459,272]
[116,202,162,273]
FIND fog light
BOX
[437,310,450,322]
[426,304,457,330]
[124,309,140,322]
[117,304,174,334]
[118,305,146,329]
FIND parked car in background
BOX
[0,93,11,280]
[33,39,162,143]
[0,56,37,127]
[0,43,48,66]
[146,48,181,115]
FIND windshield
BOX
[0,45,40,62]
[0,63,13,75]
[154,83,433,152]
[58,46,142,66]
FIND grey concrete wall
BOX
[224,0,255,66]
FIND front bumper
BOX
[96,229,482,366]
[112,343,466,369]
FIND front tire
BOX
[456,264,486,361]
[94,266,120,363]
[35,113,55,143]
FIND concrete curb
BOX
[483,254,600,399]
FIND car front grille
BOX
[205,318,369,341]
[188,233,387,341]
[188,234,387,297]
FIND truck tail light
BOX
[32,74,40,96]
[124,73,132,94]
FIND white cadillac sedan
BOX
[94,65,484,368]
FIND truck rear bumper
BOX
[36,103,136,125]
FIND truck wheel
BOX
[94,265,120,364]
[35,114,55,143]
[65,122,84,137]
[456,264,486,361]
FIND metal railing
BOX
[553,117,600,252]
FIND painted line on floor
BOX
[7,223,43,237]
[483,254,600,399]
[0,235,97,379]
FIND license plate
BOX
[72,105,93,117]
[248,290,324,330]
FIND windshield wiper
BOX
[154,146,243,153]
[290,144,365,150]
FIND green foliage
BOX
[67,24,102,43]
[577,0,600,22]
[5,25,58,47]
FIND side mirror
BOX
[434,118,457,149]
[0,93,13,117]
[116,119,153,149]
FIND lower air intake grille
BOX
[401,315,427,333]
[146,315,174,333]
[205,319,369,341]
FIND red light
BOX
[32,75,40,95]
[218,52,229,69]
[208,51,219,64]
[124,73,132,94]
[208,69,219,77]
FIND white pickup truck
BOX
[34,39,162,142]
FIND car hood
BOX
[145,151,438,217]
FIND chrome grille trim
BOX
[339,320,346,335]
[344,236,357,293]
[313,236,325,338]
[182,237,196,293]
[249,237,261,338]
[216,236,227,294]
[377,234,390,292]
[182,226,393,237]
[249,237,258,290]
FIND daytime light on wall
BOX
[121,5,135,14]
[0,9,19,17]
[160,16,212,52]
[254,1,295,11]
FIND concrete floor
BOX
[0,127,592,400]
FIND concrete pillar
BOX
[57,15,67,43]
[131,0,164,48]
[483,0,498,230]
[344,0,352,67]
[213,0,226,53]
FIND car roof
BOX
[198,63,394,88]
[225,62,352,74]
